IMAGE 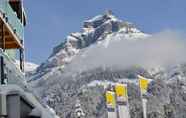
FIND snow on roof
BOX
[0,85,59,118]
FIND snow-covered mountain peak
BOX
[83,11,141,34]
[35,12,148,75]
[84,11,119,29]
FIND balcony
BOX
[0,0,24,49]
[0,50,57,118]
[0,49,26,89]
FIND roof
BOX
[0,85,59,118]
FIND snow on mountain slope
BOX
[31,11,148,81]
[24,62,39,72]
[29,12,186,118]
[15,60,39,72]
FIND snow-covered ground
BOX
[15,60,39,72]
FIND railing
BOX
[0,0,24,41]
[0,49,27,89]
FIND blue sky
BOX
[24,0,186,64]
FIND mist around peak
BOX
[65,30,186,74]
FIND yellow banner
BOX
[138,75,150,94]
[105,91,116,107]
[115,84,127,98]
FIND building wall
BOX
[7,95,34,118]
[7,95,20,118]
[5,50,16,60]
[20,98,33,118]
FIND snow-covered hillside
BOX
[15,60,38,73]
[29,12,186,118]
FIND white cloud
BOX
[64,30,186,74]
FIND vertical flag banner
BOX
[115,84,128,105]
[138,75,150,95]
[105,91,116,112]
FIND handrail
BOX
[0,0,24,41]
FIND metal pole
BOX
[0,56,5,85]
[117,105,130,118]
[108,111,117,118]
[19,45,24,72]
[142,98,147,118]
[1,23,5,51]
[20,0,25,72]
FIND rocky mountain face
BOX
[29,12,186,118]
[33,11,146,79]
